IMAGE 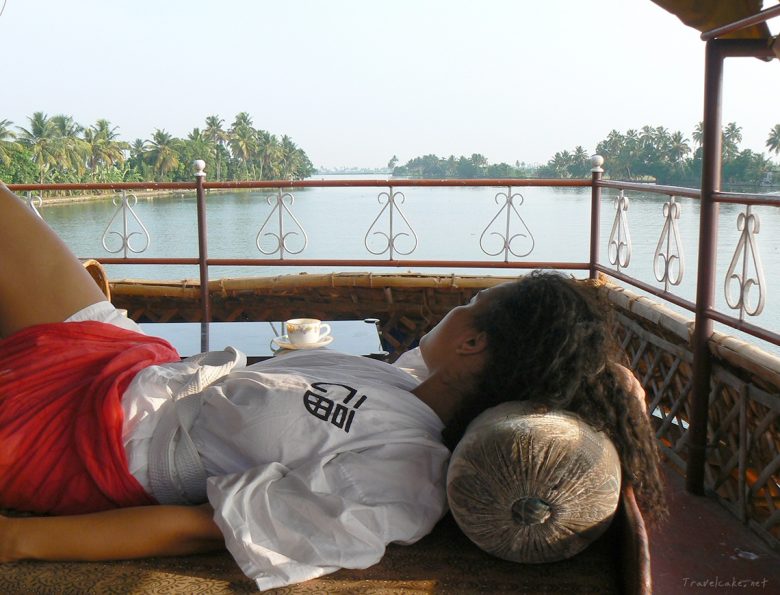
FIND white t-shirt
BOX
[121,346,447,591]
[66,303,445,590]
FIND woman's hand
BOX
[0,504,224,562]
[0,514,22,563]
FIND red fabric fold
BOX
[0,321,180,514]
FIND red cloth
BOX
[0,321,180,514]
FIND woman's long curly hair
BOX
[443,271,667,523]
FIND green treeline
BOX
[4,114,779,187]
[0,112,315,185]
[393,122,780,186]
[390,153,538,179]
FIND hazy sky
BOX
[2,0,778,169]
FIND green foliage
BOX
[393,153,533,178]
[585,122,778,186]
[396,124,778,186]
[0,112,316,185]
[0,145,37,183]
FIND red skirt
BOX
[0,321,180,514]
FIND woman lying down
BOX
[0,182,665,590]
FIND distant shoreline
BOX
[28,177,780,208]
[34,188,196,207]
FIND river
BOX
[37,176,780,352]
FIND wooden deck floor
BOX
[651,468,779,594]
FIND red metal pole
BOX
[194,160,211,330]
[686,40,724,495]
[589,156,604,279]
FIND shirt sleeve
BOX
[206,440,449,591]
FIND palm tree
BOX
[50,114,88,178]
[554,146,589,178]
[230,113,257,179]
[93,118,123,143]
[549,150,574,178]
[130,138,148,163]
[146,129,180,181]
[278,135,303,179]
[667,131,691,164]
[0,119,20,165]
[128,138,149,177]
[766,124,780,155]
[692,121,704,147]
[639,125,656,148]
[746,152,774,185]
[232,111,253,130]
[258,132,281,179]
[204,115,228,180]
[722,122,742,161]
[17,112,62,183]
[186,128,212,171]
[83,119,128,175]
[50,114,83,138]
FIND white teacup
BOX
[285,318,331,346]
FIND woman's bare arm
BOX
[0,504,224,563]
[608,362,649,414]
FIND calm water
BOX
[40,177,780,352]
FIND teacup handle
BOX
[319,323,331,338]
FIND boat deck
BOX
[652,468,779,593]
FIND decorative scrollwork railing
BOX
[479,187,534,261]
[364,187,418,259]
[608,190,631,270]
[256,189,308,259]
[724,205,766,321]
[653,196,685,291]
[24,192,43,218]
[101,191,151,257]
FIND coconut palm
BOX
[766,124,780,155]
[83,119,128,175]
[639,125,656,148]
[232,111,253,130]
[93,118,123,144]
[186,128,212,170]
[130,138,148,162]
[229,113,257,179]
[17,112,63,183]
[692,121,704,147]
[50,114,83,139]
[128,138,150,177]
[146,129,181,181]
[258,132,281,179]
[278,135,300,179]
[50,114,89,177]
[746,152,774,184]
[0,118,20,165]
[722,122,742,161]
[554,146,588,178]
[204,115,228,180]
[667,131,691,164]
[188,128,206,143]
[549,150,574,178]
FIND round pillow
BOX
[446,401,622,563]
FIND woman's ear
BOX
[456,331,488,355]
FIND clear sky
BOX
[1,0,778,169]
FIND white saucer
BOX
[272,335,334,350]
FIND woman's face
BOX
[419,283,513,372]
